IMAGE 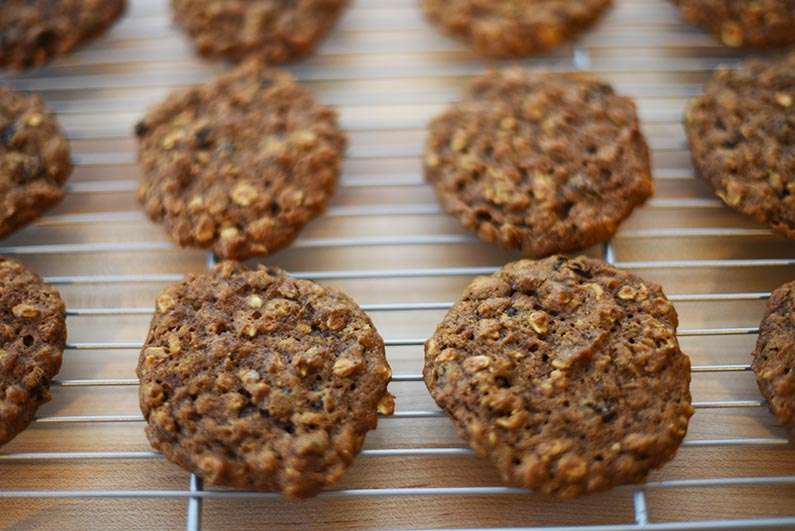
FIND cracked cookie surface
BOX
[136,61,346,260]
[685,53,795,239]
[172,0,348,64]
[0,87,71,239]
[424,255,693,497]
[752,281,795,430]
[137,261,394,498]
[674,0,795,48]
[0,258,66,447]
[421,0,611,57]
[425,68,652,257]
[0,0,126,70]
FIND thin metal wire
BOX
[62,117,695,142]
[32,198,728,228]
[186,253,215,530]
[37,259,793,286]
[187,475,202,531]
[0,437,791,468]
[25,198,735,227]
[2,475,795,500]
[1,439,789,464]
[50,358,756,392]
[31,398,768,425]
[60,324,764,352]
[50,361,752,388]
[634,490,650,526]
[62,291,770,316]
[443,519,795,531]
[0,227,789,256]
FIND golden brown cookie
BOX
[172,0,348,64]
[0,258,66,447]
[421,0,612,57]
[685,53,795,239]
[135,61,346,260]
[674,0,795,48]
[0,0,126,70]
[425,68,653,257]
[137,261,394,498]
[424,256,693,497]
[752,280,795,430]
[0,87,72,239]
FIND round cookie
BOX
[0,258,66,447]
[136,61,346,260]
[673,0,795,48]
[425,68,653,258]
[0,0,126,70]
[421,0,612,57]
[172,0,348,64]
[0,87,72,239]
[685,53,795,239]
[752,281,795,430]
[137,261,394,498]
[424,255,693,498]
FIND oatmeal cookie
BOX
[685,53,795,238]
[421,0,612,57]
[0,0,126,69]
[0,87,72,239]
[0,258,66,447]
[172,0,348,63]
[137,261,394,498]
[425,68,653,257]
[424,255,693,497]
[674,0,795,48]
[136,61,346,260]
[752,280,795,430]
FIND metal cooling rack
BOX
[1,0,794,529]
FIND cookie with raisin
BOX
[425,68,652,257]
[0,258,66,447]
[136,61,346,260]
[424,256,693,497]
[138,262,394,498]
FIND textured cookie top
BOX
[0,0,126,70]
[425,69,652,257]
[685,53,795,239]
[674,0,795,48]
[0,258,66,447]
[136,61,346,260]
[752,281,795,429]
[172,0,348,63]
[0,87,72,239]
[424,256,693,498]
[422,0,611,57]
[137,262,394,498]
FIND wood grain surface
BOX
[1,0,794,529]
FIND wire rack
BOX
[1,0,795,529]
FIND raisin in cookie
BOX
[0,87,72,239]
[685,53,795,239]
[421,0,612,57]
[138,262,394,498]
[425,68,653,257]
[752,280,795,430]
[0,0,126,70]
[674,0,795,48]
[424,255,693,498]
[172,0,348,64]
[0,258,66,447]
[136,61,346,260]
